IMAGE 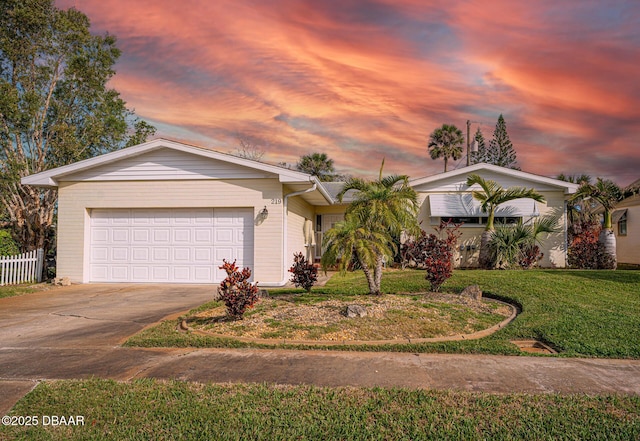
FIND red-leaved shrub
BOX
[402,221,462,291]
[218,259,259,320]
[567,221,615,269]
[288,252,318,293]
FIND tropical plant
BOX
[416,222,463,291]
[571,178,623,269]
[322,161,419,295]
[321,216,395,295]
[488,216,559,269]
[0,0,155,256]
[296,153,336,181]
[217,259,259,320]
[427,124,464,172]
[466,174,545,269]
[288,252,318,293]
[557,174,596,238]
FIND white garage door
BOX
[89,208,254,283]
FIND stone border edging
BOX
[178,297,519,346]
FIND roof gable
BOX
[410,163,579,194]
[22,138,315,187]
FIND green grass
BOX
[0,284,39,299]
[125,269,640,359]
[2,379,638,441]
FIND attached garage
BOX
[89,208,253,283]
[21,139,331,285]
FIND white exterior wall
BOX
[617,205,640,265]
[57,179,283,283]
[416,190,569,268]
[287,196,316,265]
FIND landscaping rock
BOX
[460,285,482,302]
[257,289,270,299]
[345,304,368,318]
[52,277,71,286]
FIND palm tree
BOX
[428,124,464,172]
[320,216,395,295]
[572,178,623,269]
[322,161,419,294]
[489,216,559,269]
[466,174,546,269]
[296,153,336,182]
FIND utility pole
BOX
[466,120,471,166]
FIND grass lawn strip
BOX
[125,269,640,359]
[185,293,512,341]
[0,283,46,299]
[2,379,638,441]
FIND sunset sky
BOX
[57,0,640,186]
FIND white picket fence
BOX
[0,249,44,286]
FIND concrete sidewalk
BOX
[2,347,639,413]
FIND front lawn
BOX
[2,379,638,441]
[125,269,640,359]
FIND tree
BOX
[466,174,545,269]
[428,124,464,172]
[322,161,419,294]
[488,114,519,169]
[0,0,155,256]
[470,127,488,164]
[296,152,336,181]
[321,216,395,295]
[234,136,265,161]
[571,178,623,269]
[557,174,597,238]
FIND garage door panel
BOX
[90,208,253,283]
[131,247,150,262]
[111,247,129,261]
[154,229,171,243]
[153,247,170,261]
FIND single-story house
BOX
[613,188,640,265]
[22,139,578,285]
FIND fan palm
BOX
[571,178,623,268]
[466,174,546,268]
[322,161,419,294]
[428,124,464,172]
[489,216,559,269]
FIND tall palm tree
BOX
[572,178,623,269]
[428,124,464,172]
[466,174,546,269]
[323,161,419,294]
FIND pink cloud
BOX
[55,0,640,183]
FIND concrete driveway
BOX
[0,284,214,348]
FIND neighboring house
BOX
[613,191,640,265]
[22,139,578,285]
[410,164,578,268]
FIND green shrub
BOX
[0,230,19,256]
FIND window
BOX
[441,217,521,226]
[618,213,627,236]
